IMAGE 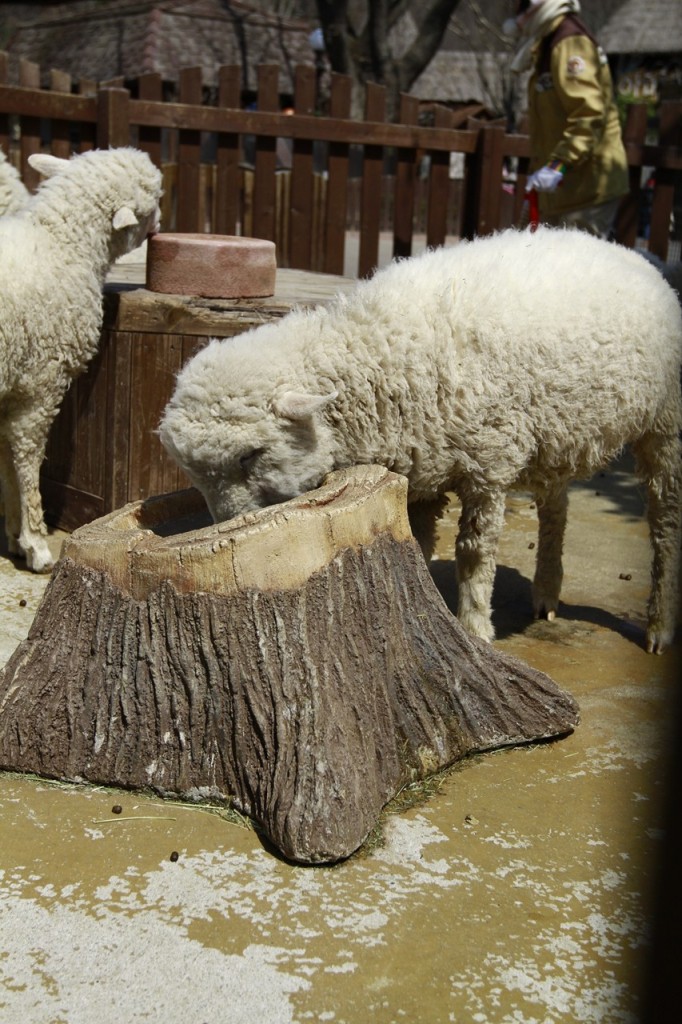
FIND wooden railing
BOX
[1,53,680,276]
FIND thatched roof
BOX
[4,0,315,89]
[598,0,682,55]
[411,49,517,109]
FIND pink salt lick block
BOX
[146,233,276,298]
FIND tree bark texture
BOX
[0,466,579,863]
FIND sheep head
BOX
[28,148,162,263]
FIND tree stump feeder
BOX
[0,466,579,863]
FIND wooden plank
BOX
[97,86,130,148]
[393,93,419,260]
[0,81,481,156]
[358,82,386,279]
[49,68,72,159]
[0,84,95,122]
[42,332,108,529]
[76,78,97,151]
[0,53,10,163]
[253,65,279,242]
[122,94,481,152]
[426,105,453,248]
[127,333,185,501]
[43,378,77,489]
[18,60,41,191]
[102,269,355,333]
[137,73,163,167]
[324,74,352,275]
[477,123,505,236]
[215,65,241,236]
[40,478,104,532]
[616,103,648,249]
[647,100,681,261]
[289,64,316,269]
[71,347,109,499]
[103,328,134,513]
[176,67,203,232]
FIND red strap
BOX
[528,188,539,232]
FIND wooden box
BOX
[41,269,354,532]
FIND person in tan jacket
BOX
[506,0,629,238]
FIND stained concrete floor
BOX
[1,453,680,1024]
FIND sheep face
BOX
[160,388,337,524]
[28,148,163,262]
[108,200,160,261]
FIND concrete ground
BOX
[1,449,679,1024]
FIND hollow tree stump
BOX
[0,466,579,863]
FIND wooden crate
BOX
[41,269,355,531]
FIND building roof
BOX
[4,0,315,89]
[598,0,682,55]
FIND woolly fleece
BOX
[0,149,29,216]
[160,227,682,652]
[0,147,162,571]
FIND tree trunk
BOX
[0,466,579,863]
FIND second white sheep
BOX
[160,228,682,654]
[0,146,162,571]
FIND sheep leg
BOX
[454,488,506,642]
[407,495,449,562]
[532,483,569,623]
[632,432,682,654]
[5,421,54,573]
[0,438,23,556]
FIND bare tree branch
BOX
[316,0,465,119]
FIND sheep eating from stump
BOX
[160,227,682,654]
[0,146,162,572]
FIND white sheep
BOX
[0,146,162,571]
[0,149,29,216]
[160,227,682,654]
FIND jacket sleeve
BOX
[549,34,609,168]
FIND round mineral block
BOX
[146,233,276,298]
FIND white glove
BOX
[526,164,565,193]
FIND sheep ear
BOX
[112,206,138,230]
[273,390,337,421]
[28,153,69,178]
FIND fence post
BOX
[215,65,241,236]
[97,87,130,148]
[49,68,72,160]
[19,59,41,190]
[323,73,352,276]
[393,93,419,260]
[615,102,647,249]
[648,99,681,261]
[176,67,203,232]
[253,64,279,243]
[425,105,452,250]
[461,121,482,240]
[289,64,317,270]
[358,82,386,279]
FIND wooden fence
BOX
[1,53,681,277]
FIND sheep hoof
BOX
[533,601,558,623]
[456,610,495,643]
[25,545,55,574]
[645,630,668,656]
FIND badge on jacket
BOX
[566,55,587,76]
